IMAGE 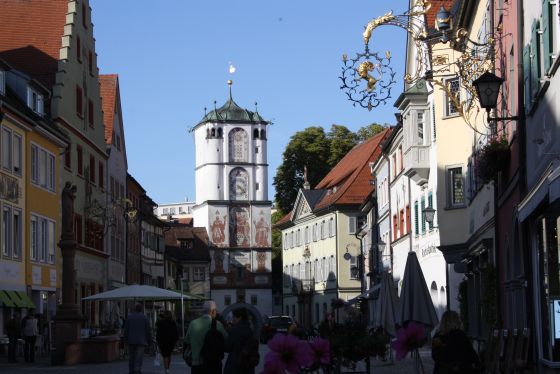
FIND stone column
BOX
[53,183,83,364]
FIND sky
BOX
[90,0,408,205]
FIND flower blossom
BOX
[263,333,313,374]
[390,321,426,360]
[309,337,331,365]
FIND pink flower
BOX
[390,322,426,360]
[309,337,331,365]
[264,333,314,373]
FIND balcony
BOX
[404,144,430,186]
[292,278,314,295]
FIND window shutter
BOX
[530,20,541,99]
[421,197,426,234]
[523,45,532,113]
[428,193,434,229]
[542,0,552,72]
[414,201,419,235]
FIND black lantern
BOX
[473,71,504,111]
[422,206,436,226]
[435,6,452,42]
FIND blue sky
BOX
[91,0,408,205]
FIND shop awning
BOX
[5,291,36,309]
[0,290,15,307]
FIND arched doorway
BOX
[221,302,263,338]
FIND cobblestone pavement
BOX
[0,346,434,373]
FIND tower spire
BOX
[227,79,233,100]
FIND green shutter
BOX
[421,197,426,234]
[530,20,541,98]
[523,45,532,113]
[414,201,419,235]
[428,193,434,230]
[542,0,553,73]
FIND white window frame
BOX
[329,217,335,237]
[27,87,44,115]
[13,208,21,259]
[445,78,461,117]
[2,127,12,171]
[30,213,55,264]
[13,133,22,175]
[348,216,357,234]
[417,110,425,145]
[2,204,12,257]
[31,143,56,192]
[193,266,205,281]
[447,165,465,208]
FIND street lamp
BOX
[353,223,371,374]
[435,6,452,43]
[422,206,436,227]
[473,71,520,122]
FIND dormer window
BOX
[0,70,5,95]
[27,87,44,115]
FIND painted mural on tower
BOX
[230,206,251,247]
[209,206,228,247]
[251,207,271,247]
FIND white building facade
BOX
[192,89,272,320]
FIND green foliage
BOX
[476,138,510,183]
[327,125,358,167]
[356,123,387,142]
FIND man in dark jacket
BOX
[124,304,152,374]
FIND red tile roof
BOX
[425,0,456,32]
[99,74,118,145]
[0,0,68,88]
[314,128,391,210]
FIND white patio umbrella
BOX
[374,271,400,337]
[82,284,185,301]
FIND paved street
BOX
[0,345,434,373]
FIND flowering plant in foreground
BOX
[262,334,331,374]
[390,321,427,360]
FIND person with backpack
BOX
[224,308,260,374]
[184,300,227,374]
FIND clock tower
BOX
[192,82,272,319]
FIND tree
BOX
[271,210,284,294]
[356,123,386,142]
[327,124,357,167]
[273,127,331,214]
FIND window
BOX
[312,224,317,242]
[261,129,266,139]
[98,161,104,190]
[417,111,424,144]
[329,255,335,280]
[329,217,334,237]
[253,129,259,138]
[89,155,95,184]
[0,70,4,95]
[64,146,71,169]
[448,167,465,207]
[255,147,259,154]
[88,100,94,127]
[76,85,83,117]
[541,0,554,73]
[428,192,434,229]
[193,267,205,281]
[77,145,83,175]
[82,3,87,27]
[399,146,404,171]
[30,214,56,264]
[2,127,12,171]
[256,182,259,190]
[27,87,44,115]
[296,229,301,246]
[31,144,56,192]
[76,36,81,62]
[348,216,357,234]
[251,295,257,305]
[399,209,404,237]
[393,214,398,241]
[349,256,358,279]
[2,205,12,257]
[392,154,397,177]
[13,133,22,175]
[305,226,309,244]
[446,78,460,116]
[13,209,21,258]
[225,295,231,306]
[321,221,325,239]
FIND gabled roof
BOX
[99,74,118,145]
[0,0,68,88]
[289,189,328,222]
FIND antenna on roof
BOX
[254,101,258,113]
[204,107,207,116]
[213,100,217,111]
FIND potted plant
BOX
[476,138,510,183]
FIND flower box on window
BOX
[476,138,510,183]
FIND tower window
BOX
[254,129,259,138]
[261,129,266,139]
[217,128,223,138]
[211,128,216,137]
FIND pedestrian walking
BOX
[183,300,227,374]
[22,312,38,363]
[156,310,178,374]
[432,310,480,373]
[5,313,20,363]
[224,308,260,374]
[124,303,152,374]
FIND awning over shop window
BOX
[0,290,16,307]
[5,290,36,309]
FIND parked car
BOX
[261,316,294,342]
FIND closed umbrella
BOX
[396,251,438,329]
[374,271,400,337]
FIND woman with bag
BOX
[224,308,259,374]
[156,311,178,374]
[432,310,481,373]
